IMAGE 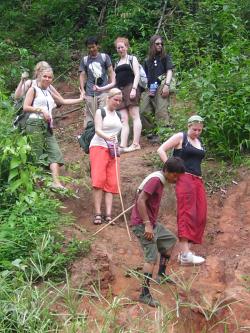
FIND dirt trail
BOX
[53,95,250,332]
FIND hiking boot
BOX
[178,252,205,265]
[156,274,176,285]
[139,293,160,307]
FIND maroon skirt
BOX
[175,173,207,244]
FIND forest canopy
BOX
[0,0,249,160]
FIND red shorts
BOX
[175,173,207,244]
[89,146,120,194]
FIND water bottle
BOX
[149,82,158,96]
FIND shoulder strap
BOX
[83,55,88,67]
[128,55,133,70]
[182,132,188,149]
[31,87,36,106]
[101,53,106,62]
[100,107,106,119]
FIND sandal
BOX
[104,215,115,225]
[93,214,102,225]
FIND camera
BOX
[21,71,29,80]
[96,77,103,86]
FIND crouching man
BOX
[131,157,185,307]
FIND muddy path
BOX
[52,91,250,332]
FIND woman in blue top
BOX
[157,115,207,265]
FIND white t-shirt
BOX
[90,107,122,148]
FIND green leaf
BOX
[8,168,19,182]
[9,179,23,192]
[10,157,21,169]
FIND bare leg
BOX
[143,262,155,275]
[50,162,62,187]
[120,108,129,147]
[129,105,142,146]
[179,237,190,253]
[93,188,103,214]
[104,192,113,216]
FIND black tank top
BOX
[173,132,205,176]
[115,63,134,88]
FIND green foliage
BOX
[0,79,90,284]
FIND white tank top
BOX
[29,86,56,119]
[90,107,122,148]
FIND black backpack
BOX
[78,108,121,154]
[13,87,36,131]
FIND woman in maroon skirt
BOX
[157,115,207,265]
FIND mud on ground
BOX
[52,90,250,332]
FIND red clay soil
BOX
[52,89,250,332]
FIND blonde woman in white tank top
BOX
[23,67,84,189]
[89,88,123,225]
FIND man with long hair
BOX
[140,35,174,142]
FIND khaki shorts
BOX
[25,118,64,166]
[132,222,177,263]
[140,84,170,127]
[84,94,106,127]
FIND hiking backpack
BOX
[128,55,148,90]
[78,108,121,154]
[13,87,36,131]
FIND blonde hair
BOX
[33,61,52,78]
[107,88,122,98]
[114,37,130,48]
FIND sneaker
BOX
[123,144,141,153]
[139,293,160,307]
[178,252,205,265]
[156,274,176,285]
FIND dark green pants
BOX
[132,223,177,263]
[25,118,64,166]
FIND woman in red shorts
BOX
[157,115,207,265]
[89,88,123,225]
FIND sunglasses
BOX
[155,42,163,46]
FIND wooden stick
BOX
[114,142,132,241]
[92,204,135,236]
[54,107,82,119]
[156,0,168,34]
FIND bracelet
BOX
[35,108,42,113]
[164,82,170,86]
[132,87,137,90]
[144,220,151,224]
